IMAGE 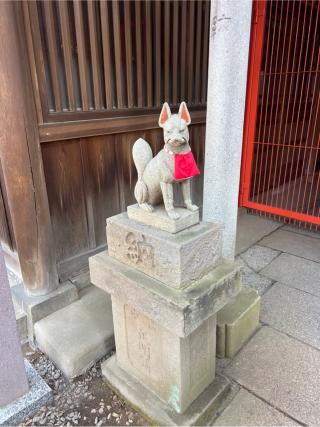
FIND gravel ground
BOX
[22,345,147,427]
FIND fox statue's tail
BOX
[132,138,153,205]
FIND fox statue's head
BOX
[158,102,191,149]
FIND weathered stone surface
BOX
[13,301,28,344]
[107,213,223,288]
[261,253,320,297]
[225,326,320,425]
[235,212,281,255]
[217,286,260,358]
[12,281,78,342]
[112,297,216,413]
[260,229,320,262]
[239,245,280,272]
[213,388,298,426]
[34,287,114,378]
[70,271,91,291]
[237,258,274,295]
[0,360,52,426]
[127,204,199,233]
[261,282,320,349]
[90,251,241,338]
[12,282,78,324]
[0,246,29,408]
[282,224,320,239]
[102,355,233,426]
[7,268,23,288]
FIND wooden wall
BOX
[0,1,209,284]
[42,123,206,279]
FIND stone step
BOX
[12,281,79,344]
[34,286,114,378]
[217,285,260,358]
[13,300,28,344]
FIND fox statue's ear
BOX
[178,102,191,125]
[159,102,171,127]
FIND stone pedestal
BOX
[89,211,241,424]
[127,204,199,234]
[107,212,223,289]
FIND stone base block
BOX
[90,251,241,338]
[70,271,92,291]
[12,282,78,343]
[113,297,216,413]
[13,300,28,344]
[217,286,260,358]
[107,213,223,288]
[34,287,114,378]
[0,360,52,426]
[102,355,233,426]
[127,204,199,233]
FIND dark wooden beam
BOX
[0,2,58,295]
[39,109,207,143]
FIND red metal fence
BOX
[240,0,320,229]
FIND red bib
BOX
[174,151,200,180]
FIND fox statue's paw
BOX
[167,209,180,220]
[185,202,199,212]
[139,203,154,212]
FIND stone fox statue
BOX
[132,102,200,220]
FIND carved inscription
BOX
[125,305,160,381]
[125,232,154,267]
[137,327,151,372]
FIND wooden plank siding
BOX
[26,0,210,121]
[14,0,210,280]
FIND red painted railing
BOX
[240,0,320,229]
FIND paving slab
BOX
[261,283,320,350]
[282,224,320,240]
[235,212,281,255]
[239,245,280,272]
[237,258,274,295]
[35,287,114,378]
[260,229,320,262]
[261,253,320,297]
[225,326,320,425]
[213,388,298,426]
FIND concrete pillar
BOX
[0,245,29,408]
[203,0,252,260]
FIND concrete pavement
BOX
[215,211,320,426]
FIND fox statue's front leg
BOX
[181,180,199,212]
[160,182,180,220]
